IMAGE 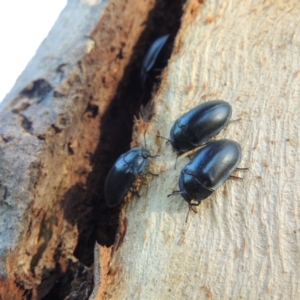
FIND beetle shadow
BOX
[61,0,184,267]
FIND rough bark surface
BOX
[98,0,300,299]
[0,0,165,298]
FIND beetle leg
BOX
[141,171,159,176]
[130,176,143,197]
[189,200,201,207]
[230,175,243,180]
[185,209,190,223]
[133,190,141,197]
[235,167,249,171]
[174,155,179,170]
[229,118,241,123]
[129,184,141,198]
[185,207,191,223]
[185,205,198,223]
[149,171,159,176]
[231,167,248,179]
[190,205,198,212]
[153,68,164,72]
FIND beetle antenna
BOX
[185,206,191,223]
[167,190,182,197]
[156,135,171,143]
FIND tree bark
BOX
[1,0,300,299]
[94,0,300,299]
[0,0,162,298]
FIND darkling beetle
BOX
[168,139,242,210]
[169,100,232,153]
[140,34,170,84]
[105,147,157,207]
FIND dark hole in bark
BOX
[42,261,93,300]
[45,0,184,299]
[74,0,183,263]
[20,79,53,103]
[67,0,184,266]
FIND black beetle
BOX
[169,139,242,206]
[105,147,154,207]
[169,100,232,153]
[140,34,170,84]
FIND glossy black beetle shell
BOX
[105,147,151,207]
[170,100,232,152]
[178,139,242,204]
[140,34,169,84]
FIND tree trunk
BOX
[93,0,300,299]
[0,0,180,298]
[1,0,300,299]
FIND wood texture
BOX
[0,0,157,298]
[100,0,300,298]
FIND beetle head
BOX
[179,172,213,204]
[140,148,151,159]
[170,121,194,152]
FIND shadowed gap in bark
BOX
[44,0,184,299]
